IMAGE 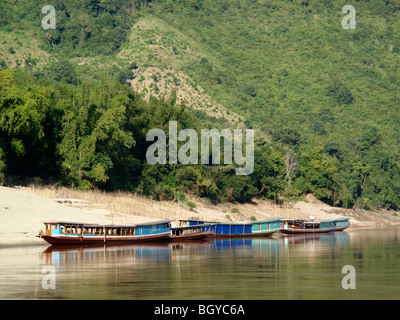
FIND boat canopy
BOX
[171,223,213,230]
[41,220,171,228]
[251,217,284,223]
[135,220,171,227]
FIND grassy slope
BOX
[118,16,243,125]
[144,1,400,146]
[0,14,242,127]
[0,30,50,68]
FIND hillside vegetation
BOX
[1,0,400,211]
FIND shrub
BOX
[186,201,196,211]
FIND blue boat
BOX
[178,217,282,238]
[251,218,283,236]
[334,218,351,231]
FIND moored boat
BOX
[37,220,171,245]
[334,218,351,231]
[178,217,282,238]
[169,224,213,241]
[250,218,283,236]
[281,218,350,234]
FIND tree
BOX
[46,33,55,49]
[284,151,297,188]
[251,142,285,199]
[0,147,5,184]
[359,127,380,153]
[326,80,354,105]
[298,144,337,201]
[50,60,78,85]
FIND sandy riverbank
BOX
[0,186,159,247]
[1,186,399,247]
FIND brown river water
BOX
[0,227,399,300]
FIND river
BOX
[0,227,399,300]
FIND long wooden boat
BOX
[250,218,283,236]
[281,218,350,234]
[178,217,283,238]
[37,220,171,245]
[169,224,213,241]
[334,218,351,231]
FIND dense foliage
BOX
[0,69,283,203]
[0,0,149,56]
[1,0,400,210]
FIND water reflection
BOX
[42,238,285,270]
[281,232,350,246]
[36,234,349,299]
[1,229,399,300]
[43,243,172,266]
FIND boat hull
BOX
[281,226,349,234]
[250,228,282,236]
[169,231,213,241]
[334,225,349,231]
[37,232,170,245]
[207,228,281,238]
[281,228,334,234]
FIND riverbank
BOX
[0,186,159,247]
[1,186,399,247]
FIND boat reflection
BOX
[281,231,350,246]
[278,231,350,262]
[41,231,350,267]
[42,243,171,266]
[42,238,283,264]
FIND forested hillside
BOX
[1,0,400,210]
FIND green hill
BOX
[1,0,400,210]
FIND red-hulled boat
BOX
[169,224,213,241]
[37,220,171,245]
